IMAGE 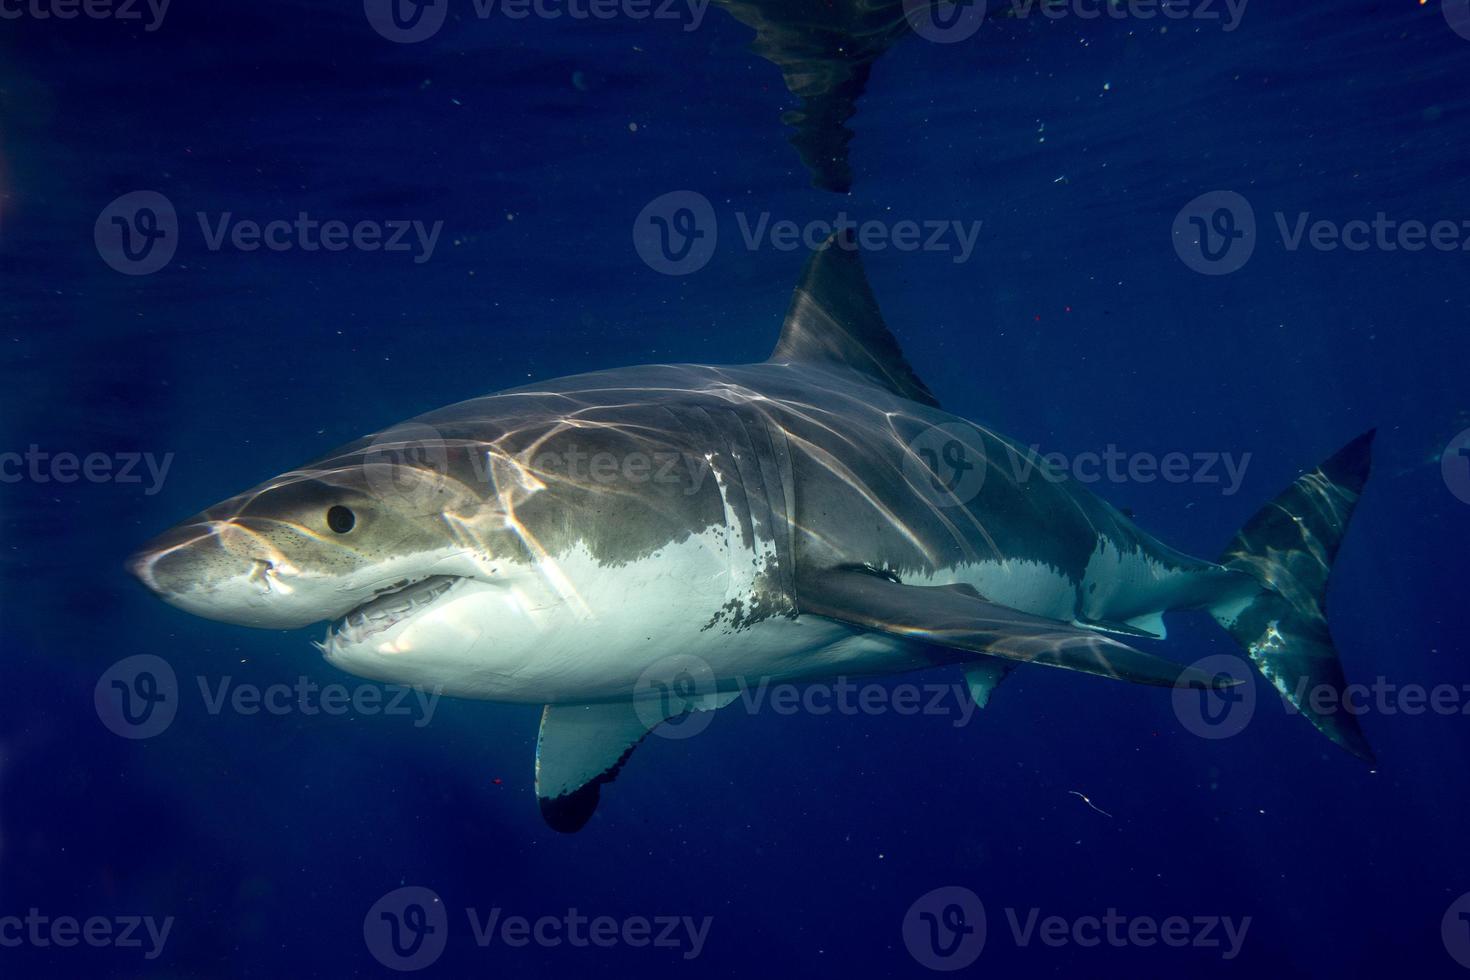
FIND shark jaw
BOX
[325,575,463,648]
[312,574,523,695]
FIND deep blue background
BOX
[2,0,1469,976]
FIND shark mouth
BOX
[327,575,463,647]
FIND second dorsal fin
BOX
[768,230,940,407]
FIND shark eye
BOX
[326,505,356,534]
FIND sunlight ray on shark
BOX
[130,231,1375,832]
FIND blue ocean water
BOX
[2,0,1469,976]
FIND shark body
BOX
[131,234,1374,831]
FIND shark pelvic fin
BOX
[799,566,1236,689]
[770,231,940,407]
[963,659,1015,709]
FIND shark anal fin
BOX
[799,567,1231,689]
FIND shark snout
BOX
[129,522,234,595]
[128,521,324,629]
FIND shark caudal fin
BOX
[1210,430,1376,762]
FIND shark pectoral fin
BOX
[1074,616,1165,640]
[963,659,1015,709]
[535,703,651,834]
[535,690,739,833]
[799,567,1233,690]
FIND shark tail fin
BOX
[1209,430,1376,762]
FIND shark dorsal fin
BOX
[769,231,940,407]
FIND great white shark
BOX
[130,233,1375,832]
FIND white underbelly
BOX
[324,527,926,703]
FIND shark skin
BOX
[129,232,1375,831]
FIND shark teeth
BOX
[327,576,458,648]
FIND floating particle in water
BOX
[1069,790,1114,818]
